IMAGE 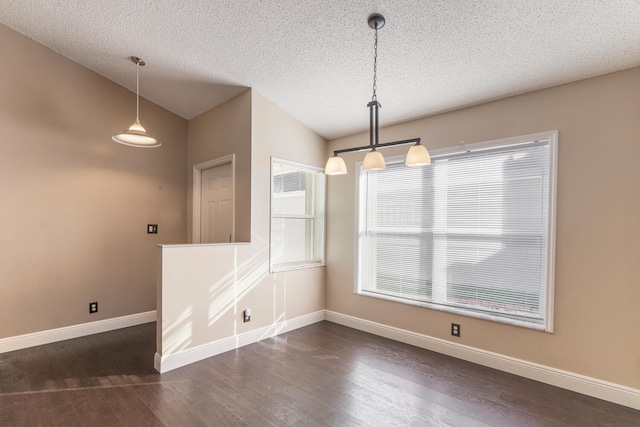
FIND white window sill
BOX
[271,262,326,273]
[359,290,550,332]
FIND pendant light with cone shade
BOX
[112,56,160,148]
[324,14,430,175]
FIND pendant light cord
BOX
[136,62,140,121]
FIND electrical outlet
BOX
[243,309,251,323]
[89,302,98,314]
[451,323,461,337]
[147,224,158,234]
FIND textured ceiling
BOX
[1,1,640,139]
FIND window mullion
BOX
[432,160,448,304]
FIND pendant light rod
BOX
[368,13,383,148]
[131,56,146,120]
[367,100,381,147]
[332,137,421,156]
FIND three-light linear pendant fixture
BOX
[325,14,431,175]
[112,56,161,148]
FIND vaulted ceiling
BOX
[2,1,640,139]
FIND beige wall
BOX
[0,24,188,338]
[187,91,252,242]
[326,67,640,389]
[250,90,328,236]
[247,89,328,326]
[157,89,326,366]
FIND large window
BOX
[357,132,557,330]
[271,158,326,271]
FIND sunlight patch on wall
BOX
[260,312,287,341]
[164,306,193,354]
[207,245,269,327]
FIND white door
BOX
[200,163,233,243]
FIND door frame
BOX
[192,154,236,244]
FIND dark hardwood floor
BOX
[0,321,637,426]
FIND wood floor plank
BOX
[215,347,366,426]
[27,390,81,426]
[0,351,30,394]
[68,388,122,426]
[275,383,371,427]
[1,321,638,426]
[166,377,250,426]
[181,361,289,426]
[234,343,477,426]
[303,326,582,426]
[100,385,165,426]
[220,376,328,427]
[0,394,32,426]
[205,378,288,426]
[135,383,207,427]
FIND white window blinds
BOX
[358,134,556,329]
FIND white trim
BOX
[0,311,157,354]
[358,291,545,331]
[155,310,325,373]
[270,262,326,273]
[192,154,236,244]
[545,131,559,333]
[157,242,250,249]
[271,157,325,173]
[434,130,559,158]
[325,310,640,411]
[269,157,327,273]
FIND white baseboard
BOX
[0,311,157,354]
[155,310,325,373]
[325,310,640,411]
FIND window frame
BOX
[355,131,558,332]
[270,157,327,272]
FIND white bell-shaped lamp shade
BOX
[112,118,161,148]
[325,155,347,175]
[363,148,386,171]
[405,142,431,167]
